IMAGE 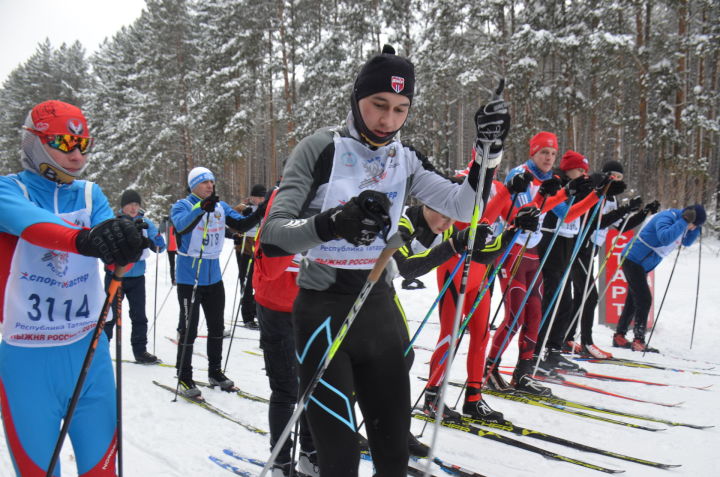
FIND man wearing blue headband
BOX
[170,166,266,399]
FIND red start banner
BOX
[599,229,654,327]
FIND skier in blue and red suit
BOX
[0,100,148,477]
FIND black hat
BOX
[120,189,142,207]
[601,160,624,175]
[353,44,415,102]
[250,184,267,197]
[683,204,706,226]
[350,45,415,146]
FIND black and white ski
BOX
[152,380,267,435]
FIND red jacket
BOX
[252,189,299,313]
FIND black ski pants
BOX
[563,244,598,346]
[104,274,149,356]
[616,259,652,340]
[256,303,314,465]
[537,235,582,352]
[293,287,410,477]
[175,281,225,378]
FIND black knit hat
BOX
[353,44,415,102]
[601,160,624,175]
[250,184,267,198]
[120,189,142,207]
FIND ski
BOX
[416,455,487,477]
[460,416,679,469]
[152,380,268,435]
[499,370,683,407]
[482,389,663,431]
[197,382,270,403]
[165,336,208,359]
[418,376,660,430]
[412,413,623,474]
[221,448,438,477]
[575,357,720,376]
[483,388,710,430]
[360,452,443,477]
[553,368,713,390]
[118,358,174,368]
[209,455,253,476]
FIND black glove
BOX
[643,200,660,215]
[506,170,533,194]
[538,177,562,197]
[474,99,511,151]
[76,218,149,266]
[451,224,492,252]
[627,196,643,212]
[565,176,593,197]
[605,180,627,197]
[200,193,220,212]
[315,190,391,246]
[512,206,540,231]
[240,206,253,216]
[682,207,696,224]
[233,233,243,246]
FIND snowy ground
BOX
[2,236,719,476]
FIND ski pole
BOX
[404,251,467,355]
[113,277,124,477]
[411,229,521,431]
[690,231,702,349]
[483,195,575,383]
[423,80,504,477]
[153,244,160,355]
[46,266,127,477]
[174,211,211,401]
[532,186,609,376]
[486,194,543,331]
[644,244,682,356]
[564,211,634,351]
[228,235,246,328]
[259,242,401,476]
[223,254,253,373]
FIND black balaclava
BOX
[350,44,415,147]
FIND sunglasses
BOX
[608,171,624,181]
[26,128,94,154]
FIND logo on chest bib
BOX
[42,250,70,277]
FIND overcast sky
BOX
[0,0,147,84]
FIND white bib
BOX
[306,135,408,270]
[186,203,225,259]
[3,182,104,347]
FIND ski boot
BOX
[612,333,631,348]
[583,344,613,359]
[511,359,552,396]
[541,349,585,372]
[209,368,237,391]
[463,386,505,423]
[563,340,583,354]
[134,350,160,364]
[408,433,430,458]
[423,385,461,421]
[631,337,659,353]
[484,362,513,392]
[298,450,320,477]
[178,376,202,399]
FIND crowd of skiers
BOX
[0,43,706,477]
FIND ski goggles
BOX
[26,128,94,154]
